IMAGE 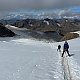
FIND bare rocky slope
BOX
[0,18,80,41]
[0,23,15,37]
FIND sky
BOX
[0,0,80,19]
[0,0,80,10]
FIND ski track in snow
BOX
[50,42,80,80]
[26,42,63,80]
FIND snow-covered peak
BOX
[5,25,18,29]
[43,20,49,25]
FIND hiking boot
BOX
[68,54,71,57]
[61,55,63,57]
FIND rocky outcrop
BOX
[14,19,80,33]
[61,32,79,41]
[44,31,62,41]
[14,19,59,32]
[0,23,15,37]
[57,19,80,35]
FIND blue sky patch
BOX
[71,6,80,12]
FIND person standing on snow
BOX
[57,45,61,52]
[62,41,70,57]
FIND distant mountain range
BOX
[0,18,80,41]
[1,9,80,20]
[1,18,80,41]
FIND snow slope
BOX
[0,38,80,80]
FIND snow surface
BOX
[0,38,80,80]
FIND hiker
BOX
[62,41,70,57]
[57,45,61,52]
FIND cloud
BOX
[58,9,72,16]
[0,0,80,19]
[0,0,80,10]
[0,11,9,19]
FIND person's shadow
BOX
[69,54,75,57]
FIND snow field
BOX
[0,38,80,80]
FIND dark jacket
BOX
[58,45,61,49]
[64,42,69,50]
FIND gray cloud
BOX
[0,0,80,19]
[0,0,80,10]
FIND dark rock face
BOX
[59,20,79,33]
[55,20,79,37]
[14,19,80,32]
[44,31,62,41]
[0,23,15,37]
[14,19,59,32]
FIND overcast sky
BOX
[0,0,80,10]
[0,0,80,19]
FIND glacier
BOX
[0,37,80,80]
